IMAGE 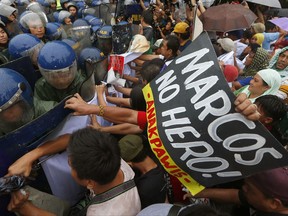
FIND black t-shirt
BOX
[135,165,167,209]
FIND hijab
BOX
[252,33,264,46]
[243,47,269,77]
[240,69,281,103]
[269,46,288,78]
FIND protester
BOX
[8,128,142,216]
[234,69,281,103]
[184,167,288,216]
[173,21,191,52]
[254,95,287,146]
[118,134,167,209]
[0,21,10,62]
[233,47,270,90]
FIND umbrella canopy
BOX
[246,0,281,8]
[269,17,288,31]
[201,4,257,32]
[266,8,288,17]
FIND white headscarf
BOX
[240,69,281,103]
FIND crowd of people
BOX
[0,0,288,215]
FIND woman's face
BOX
[250,36,257,44]
[244,51,255,66]
[69,7,77,16]
[165,21,172,30]
[248,73,270,96]
[0,27,8,45]
[64,17,72,25]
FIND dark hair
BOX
[141,58,165,83]
[0,24,9,46]
[67,128,121,185]
[177,27,190,40]
[265,21,276,32]
[255,95,287,123]
[249,43,261,53]
[142,10,153,26]
[243,29,253,40]
[130,84,146,111]
[165,35,180,57]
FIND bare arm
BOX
[106,96,131,108]
[65,93,139,125]
[138,54,161,61]
[6,134,70,177]
[186,188,241,205]
[8,191,56,216]
[114,85,132,96]
[123,74,140,85]
[90,115,143,134]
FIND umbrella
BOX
[265,8,288,17]
[246,0,281,8]
[269,17,288,31]
[200,4,257,32]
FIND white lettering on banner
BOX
[194,90,231,121]
[208,113,255,142]
[162,107,191,127]
[186,157,229,173]
[165,127,200,142]
[171,142,214,159]
[155,70,180,104]
[235,148,282,166]
[154,44,283,181]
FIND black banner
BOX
[143,32,288,192]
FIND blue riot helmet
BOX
[45,22,67,40]
[61,38,76,47]
[58,10,72,25]
[0,3,17,24]
[84,15,103,27]
[91,0,101,6]
[78,47,103,70]
[79,47,107,84]
[38,41,78,89]
[75,1,85,11]
[91,25,100,46]
[8,33,45,65]
[26,2,44,13]
[53,11,59,22]
[97,25,112,56]
[69,18,91,42]
[0,68,34,134]
[19,11,47,39]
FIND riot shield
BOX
[79,59,96,102]
[67,26,92,56]
[0,56,38,90]
[112,22,132,54]
[85,57,108,84]
[0,97,72,216]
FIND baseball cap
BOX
[173,22,189,34]
[249,167,288,203]
[118,135,144,162]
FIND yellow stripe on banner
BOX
[143,84,205,195]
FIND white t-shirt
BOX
[87,160,141,216]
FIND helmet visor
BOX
[39,60,78,89]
